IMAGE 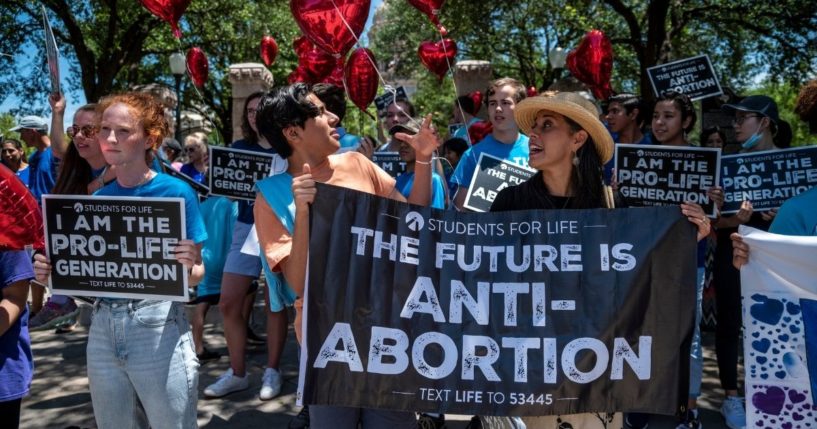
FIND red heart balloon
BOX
[322,58,346,87]
[418,39,457,80]
[407,0,447,35]
[290,0,371,57]
[139,0,191,38]
[0,165,44,251]
[469,90,483,113]
[467,120,492,145]
[293,35,313,57]
[300,48,336,82]
[527,86,539,97]
[260,36,279,67]
[186,47,208,88]
[344,48,378,111]
[566,29,613,100]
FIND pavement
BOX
[21,303,738,429]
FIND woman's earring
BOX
[572,151,580,167]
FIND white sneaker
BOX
[720,396,746,429]
[259,367,282,400]
[204,368,249,398]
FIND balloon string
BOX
[437,31,471,146]
[329,0,418,129]
[175,38,222,146]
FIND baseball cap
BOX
[388,119,421,136]
[162,137,182,152]
[722,95,780,124]
[10,115,49,132]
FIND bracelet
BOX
[415,159,432,165]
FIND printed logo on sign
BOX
[228,152,234,159]
[737,158,745,164]
[500,163,507,170]
[73,202,84,213]
[637,150,644,157]
[405,211,424,232]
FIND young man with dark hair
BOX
[252,83,438,428]
[312,83,361,153]
[451,77,529,211]
[377,98,416,152]
[603,93,651,184]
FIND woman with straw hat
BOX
[488,91,710,429]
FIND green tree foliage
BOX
[748,81,814,147]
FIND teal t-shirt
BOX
[451,133,530,188]
[395,170,447,209]
[197,196,238,297]
[769,187,817,236]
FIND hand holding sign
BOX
[173,239,199,269]
[33,253,52,285]
[49,92,66,115]
[394,114,440,161]
[681,202,711,241]
[292,163,317,212]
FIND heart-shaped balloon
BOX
[139,0,191,39]
[300,48,336,82]
[288,66,310,84]
[0,165,44,251]
[527,86,539,97]
[418,39,457,80]
[344,48,378,111]
[467,120,492,145]
[566,29,613,100]
[469,90,483,112]
[260,36,279,67]
[407,0,447,35]
[186,47,209,88]
[290,0,371,57]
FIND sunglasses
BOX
[185,146,198,153]
[67,124,99,139]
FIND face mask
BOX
[741,120,764,150]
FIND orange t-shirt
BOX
[254,151,397,340]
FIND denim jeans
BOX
[87,300,199,429]
[689,267,705,399]
[309,405,417,429]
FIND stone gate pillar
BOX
[453,60,492,119]
[228,63,274,143]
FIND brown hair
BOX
[795,80,817,122]
[485,77,527,105]
[54,104,103,195]
[97,92,169,162]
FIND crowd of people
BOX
[1,71,816,429]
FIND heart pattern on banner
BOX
[418,39,457,80]
[0,165,44,251]
[290,0,371,57]
[138,0,191,38]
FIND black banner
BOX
[208,146,275,200]
[647,55,723,101]
[721,146,817,214]
[615,144,721,216]
[372,151,406,178]
[299,183,697,416]
[42,195,189,301]
[464,153,536,212]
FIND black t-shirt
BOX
[490,171,623,212]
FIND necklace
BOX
[121,170,154,188]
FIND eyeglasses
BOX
[67,125,99,139]
[184,146,198,153]
[732,115,763,126]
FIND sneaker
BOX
[676,408,702,429]
[418,413,446,429]
[29,300,79,331]
[203,368,249,398]
[288,405,309,429]
[54,318,78,334]
[625,413,650,429]
[196,349,221,362]
[720,396,746,429]
[259,367,282,400]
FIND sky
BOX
[1,0,385,124]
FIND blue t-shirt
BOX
[451,133,530,188]
[197,196,238,297]
[15,165,30,188]
[395,170,447,209]
[28,147,59,203]
[770,186,817,236]
[452,117,481,142]
[95,173,208,245]
[180,163,206,184]
[0,250,34,401]
[337,127,361,151]
[231,139,278,224]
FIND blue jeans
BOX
[310,405,417,429]
[87,300,199,429]
[689,267,705,399]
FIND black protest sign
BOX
[299,183,697,417]
[374,86,408,113]
[372,151,406,178]
[161,159,210,196]
[208,146,275,200]
[647,55,723,101]
[615,144,721,216]
[43,195,189,301]
[721,146,817,214]
[463,153,536,212]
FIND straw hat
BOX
[514,91,614,163]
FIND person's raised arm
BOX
[395,114,440,206]
[49,92,68,159]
